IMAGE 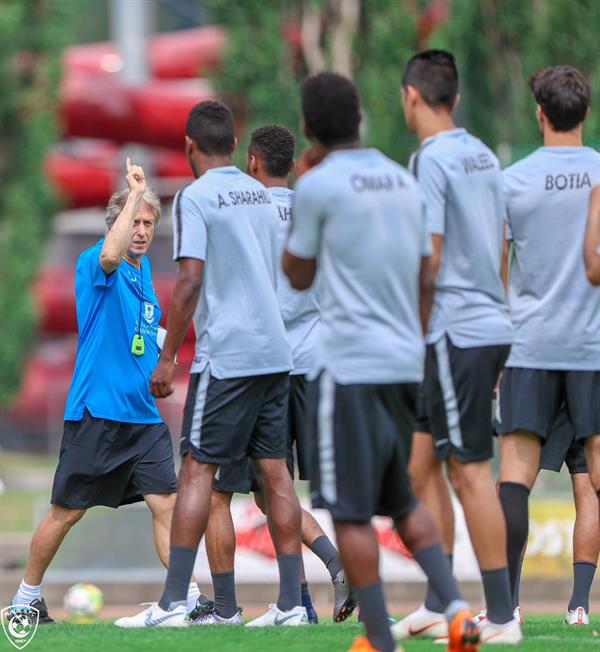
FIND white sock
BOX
[186,582,201,610]
[14,580,41,606]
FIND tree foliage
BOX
[0,1,73,405]
[204,0,599,166]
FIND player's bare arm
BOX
[430,233,443,279]
[100,158,145,274]
[501,231,511,289]
[282,251,316,290]
[419,255,434,333]
[584,184,600,285]
[150,258,203,398]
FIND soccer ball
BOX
[63,583,103,622]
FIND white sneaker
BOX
[478,618,523,644]
[115,602,188,628]
[391,604,447,640]
[244,604,308,627]
[565,606,589,625]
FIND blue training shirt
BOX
[64,239,163,424]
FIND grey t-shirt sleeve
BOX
[173,190,208,261]
[418,155,447,235]
[287,176,324,259]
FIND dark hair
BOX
[301,72,361,147]
[402,49,458,110]
[249,124,296,177]
[186,100,235,155]
[529,65,590,131]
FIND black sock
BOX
[355,581,395,652]
[277,554,302,611]
[414,544,461,610]
[498,482,530,599]
[512,555,524,609]
[159,545,197,610]
[424,554,453,613]
[309,535,343,580]
[568,562,597,613]
[481,568,513,624]
[212,571,237,619]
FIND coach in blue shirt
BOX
[10,160,197,624]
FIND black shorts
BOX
[423,336,510,463]
[540,408,588,474]
[180,370,289,465]
[497,368,600,442]
[212,374,311,494]
[414,383,432,434]
[51,409,176,509]
[309,373,418,523]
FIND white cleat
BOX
[478,618,523,644]
[391,604,448,640]
[565,606,589,625]
[187,601,243,625]
[514,606,524,625]
[244,604,308,627]
[478,607,524,626]
[115,602,188,628]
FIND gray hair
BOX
[105,187,162,231]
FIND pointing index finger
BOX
[126,157,132,172]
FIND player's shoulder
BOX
[504,148,545,176]
[376,151,419,189]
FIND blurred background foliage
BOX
[0,0,74,406]
[0,0,598,405]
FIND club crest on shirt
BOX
[144,302,155,324]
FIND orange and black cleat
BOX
[447,610,480,652]
[346,635,405,652]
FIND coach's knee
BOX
[50,504,86,528]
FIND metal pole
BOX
[110,0,154,84]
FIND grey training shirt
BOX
[173,166,292,378]
[271,186,320,375]
[410,128,513,347]
[503,146,600,370]
[287,148,431,385]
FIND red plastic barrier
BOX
[61,75,215,148]
[62,26,226,79]
[46,144,193,207]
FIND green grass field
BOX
[13,616,600,652]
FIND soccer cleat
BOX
[447,609,480,651]
[244,604,308,627]
[514,606,524,625]
[302,592,319,624]
[115,602,188,628]
[391,604,448,640]
[346,635,405,652]
[186,600,243,625]
[478,607,524,626]
[565,606,589,625]
[477,617,522,644]
[333,570,357,622]
[8,598,55,625]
